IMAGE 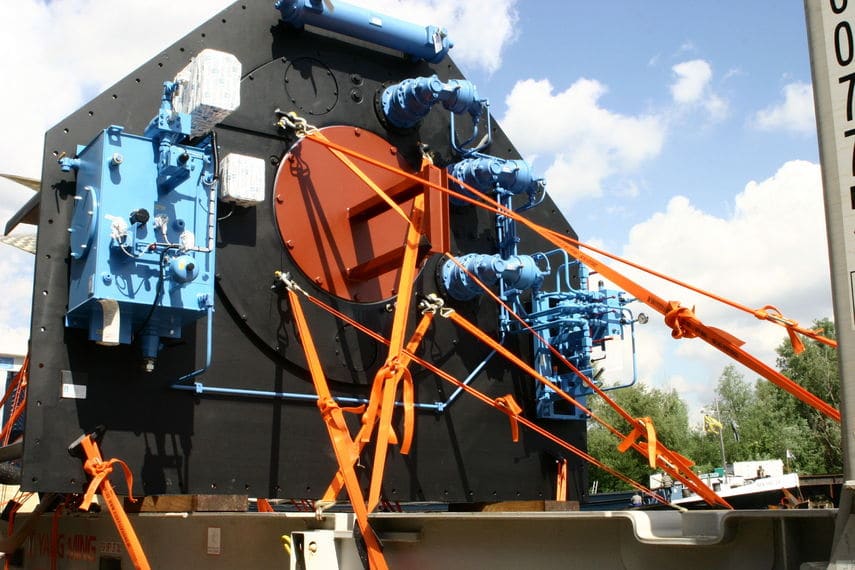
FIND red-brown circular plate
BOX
[273,126,420,302]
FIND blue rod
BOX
[171,381,443,411]
[600,308,640,392]
[438,343,500,412]
[169,337,503,414]
[175,304,213,383]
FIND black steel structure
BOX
[21,1,587,503]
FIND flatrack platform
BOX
[9,508,836,569]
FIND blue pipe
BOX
[170,335,504,414]
[175,304,214,383]
[600,308,640,392]
[275,0,452,63]
[171,382,443,410]
[449,105,492,156]
[436,341,501,412]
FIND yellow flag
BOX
[704,415,723,434]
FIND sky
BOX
[0,1,831,427]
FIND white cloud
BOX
[496,59,730,219]
[751,82,816,134]
[670,59,728,121]
[349,0,519,74]
[620,159,830,389]
[500,78,664,210]
[671,60,712,104]
[678,41,696,54]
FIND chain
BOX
[273,270,309,297]
[275,109,319,138]
[418,293,446,315]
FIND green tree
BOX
[586,317,840,494]
[587,384,690,491]
[695,319,840,475]
[711,365,755,462]
[774,318,841,473]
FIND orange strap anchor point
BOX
[617,417,658,469]
[754,305,810,354]
[70,431,150,570]
[495,395,523,442]
[284,283,389,570]
[663,302,699,340]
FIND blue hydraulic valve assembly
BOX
[449,155,545,211]
[441,253,548,301]
[382,74,484,129]
[61,81,218,372]
[443,151,637,420]
[528,257,636,420]
[275,0,452,63]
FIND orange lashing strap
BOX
[617,417,658,469]
[80,457,136,512]
[674,307,840,422]
[366,193,426,512]
[305,131,412,227]
[669,451,695,471]
[663,302,699,340]
[387,192,424,353]
[555,459,568,501]
[495,395,523,442]
[305,130,837,350]
[787,328,805,355]
[324,312,434,502]
[754,305,810,354]
[444,305,731,508]
[75,434,150,570]
[531,227,840,423]
[367,363,403,510]
[303,289,683,508]
[317,397,361,466]
[287,287,388,570]
[400,367,416,455]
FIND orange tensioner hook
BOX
[68,427,151,570]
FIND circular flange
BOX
[284,57,339,116]
[273,126,423,303]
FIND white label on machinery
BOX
[207,527,222,555]
[61,383,87,400]
[97,299,121,346]
[809,1,855,329]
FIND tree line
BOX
[587,318,840,492]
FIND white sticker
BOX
[207,527,221,555]
[61,383,87,400]
[97,299,120,346]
